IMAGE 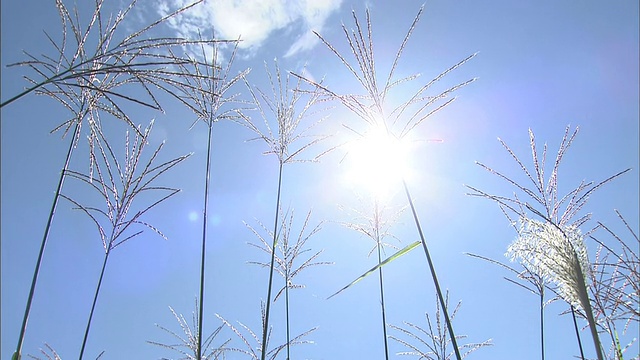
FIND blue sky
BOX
[1,1,638,359]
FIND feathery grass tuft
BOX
[337,197,407,360]
[168,36,250,360]
[467,126,631,360]
[62,120,190,359]
[292,7,477,358]
[239,59,331,164]
[1,0,220,111]
[507,218,590,310]
[7,2,226,358]
[26,343,104,360]
[216,304,317,360]
[588,210,639,359]
[246,208,330,360]
[389,292,492,359]
[149,300,230,360]
[239,59,329,360]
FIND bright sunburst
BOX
[343,124,412,199]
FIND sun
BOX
[343,125,412,199]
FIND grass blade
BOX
[327,240,420,299]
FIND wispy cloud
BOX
[157,0,343,57]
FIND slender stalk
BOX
[540,287,545,360]
[197,120,214,360]
[13,121,80,360]
[284,267,291,360]
[376,220,390,360]
[261,161,284,360]
[402,178,462,360]
[1,73,62,108]
[573,253,605,360]
[79,246,112,360]
[571,306,586,360]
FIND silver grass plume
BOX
[507,216,605,359]
[507,217,591,310]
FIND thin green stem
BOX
[540,287,545,360]
[261,161,284,360]
[574,257,604,360]
[377,232,390,360]
[79,247,112,360]
[613,329,624,360]
[401,178,462,360]
[285,267,291,360]
[0,67,73,108]
[13,121,80,360]
[571,305,586,360]
[197,120,214,360]
[371,198,390,360]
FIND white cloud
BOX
[157,0,343,57]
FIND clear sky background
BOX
[1,1,638,359]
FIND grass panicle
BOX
[61,120,190,359]
[292,7,478,359]
[239,59,329,360]
[507,218,590,310]
[293,6,476,140]
[240,59,332,164]
[7,2,227,358]
[168,36,250,360]
[588,210,639,359]
[510,215,602,360]
[339,197,407,360]
[246,208,330,360]
[148,300,230,360]
[467,126,632,360]
[467,126,630,229]
[26,343,104,360]
[389,292,492,359]
[246,209,330,302]
[1,0,222,111]
[216,304,317,360]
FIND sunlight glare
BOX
[344,126,412,199]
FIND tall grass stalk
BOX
[340,197,405,360]
[467,126,631,360]
[375,203,391,360]
[588,210,639,359]
[7,2,222,358]
[239,59,329,360]
[13,121,79,360]
[402,178,462,359]
[466,253,548,360]
[247,209,329,360]
[293,7,476,358]
[169,37,249,359]
[61,121,189,359]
